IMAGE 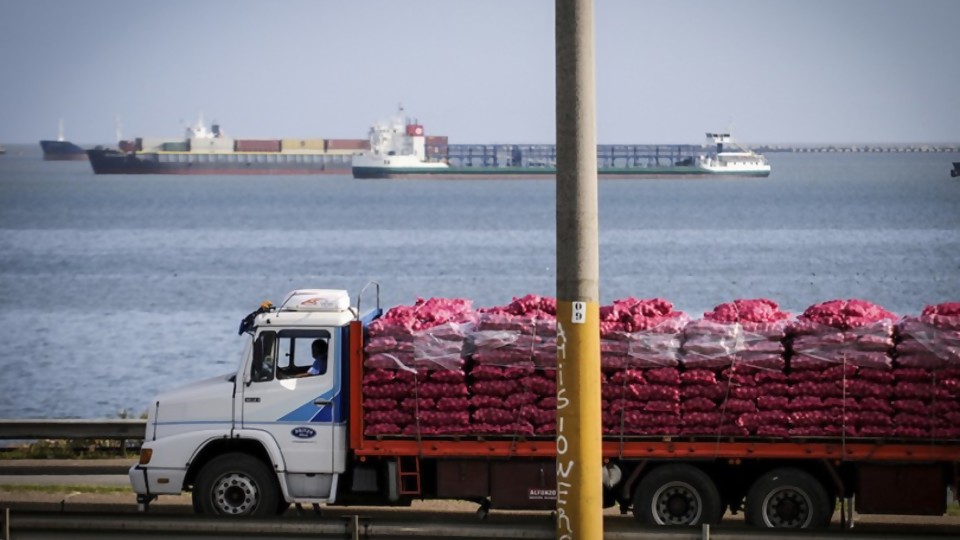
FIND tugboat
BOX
[694,132,771,176]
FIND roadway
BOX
[2,460,960,539]
[4,482,960,539]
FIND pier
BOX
[755,143,960,153]
[432,142,960,169]
[440,143,706,168]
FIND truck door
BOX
[242,329,341,475]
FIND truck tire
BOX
[193,453,280,517]
[633,464,723,526]
[745,468,832,529]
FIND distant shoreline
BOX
[755,144,960,153]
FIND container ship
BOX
[40,120,87,161]
[86,119,367,175]
[352,108,771,179]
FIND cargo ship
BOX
[40,120,87,161]
[352,108,771,179]
[86,118,366,175]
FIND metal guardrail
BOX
[0,419,146,440]
[1,511,958,540]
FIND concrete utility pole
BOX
[554,0,602,539]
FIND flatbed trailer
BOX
[344,319,960,526]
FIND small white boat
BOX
[695,133,772,176]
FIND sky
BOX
[1,0,958,145]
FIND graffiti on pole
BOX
[556,318,573,539]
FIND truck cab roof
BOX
[254,309,358,329]
[252,288,380,329]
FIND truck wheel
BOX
[193,453,280,517]
[745,468,831,528]
[633,464,723,526]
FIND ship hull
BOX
[353,165,771,179]
[40,140,87,161]
[86,149,352,175]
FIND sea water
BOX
[1,147,958,418]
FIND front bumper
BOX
[128,464,188,496]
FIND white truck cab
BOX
[130,288,379,516]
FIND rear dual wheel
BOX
[745,468,832,529]
[633,464,723,526]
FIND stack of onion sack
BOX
[786,299,897,438]
[599,298,688,435]
[469,295,557,436]
[893,302,960,439]
[681,299,791,437]
[362,298,475,436]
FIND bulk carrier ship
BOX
[352,108,771,179]
[86,118,367,175]
[40,120,87,161]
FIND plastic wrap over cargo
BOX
[790,299,897,370]
[887,302,960,439]
[598,298,687,436]
[599,297,687,371]
[673,299,790,437]
[469,295,556,436]
[896,302,960,369]
[359,295,960,442]
[362,298,475,437]
[776,300,898,438]
[681,299,789,371]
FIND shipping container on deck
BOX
[325,139,370,152]
[425,144,449,159]
[190,137,235,153]
[137,137,179,152]
[161,141,190,152]
[235,139,282,153]
[281,139,326,152]
[425,136,449,160]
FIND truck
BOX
[130,287,960,528]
